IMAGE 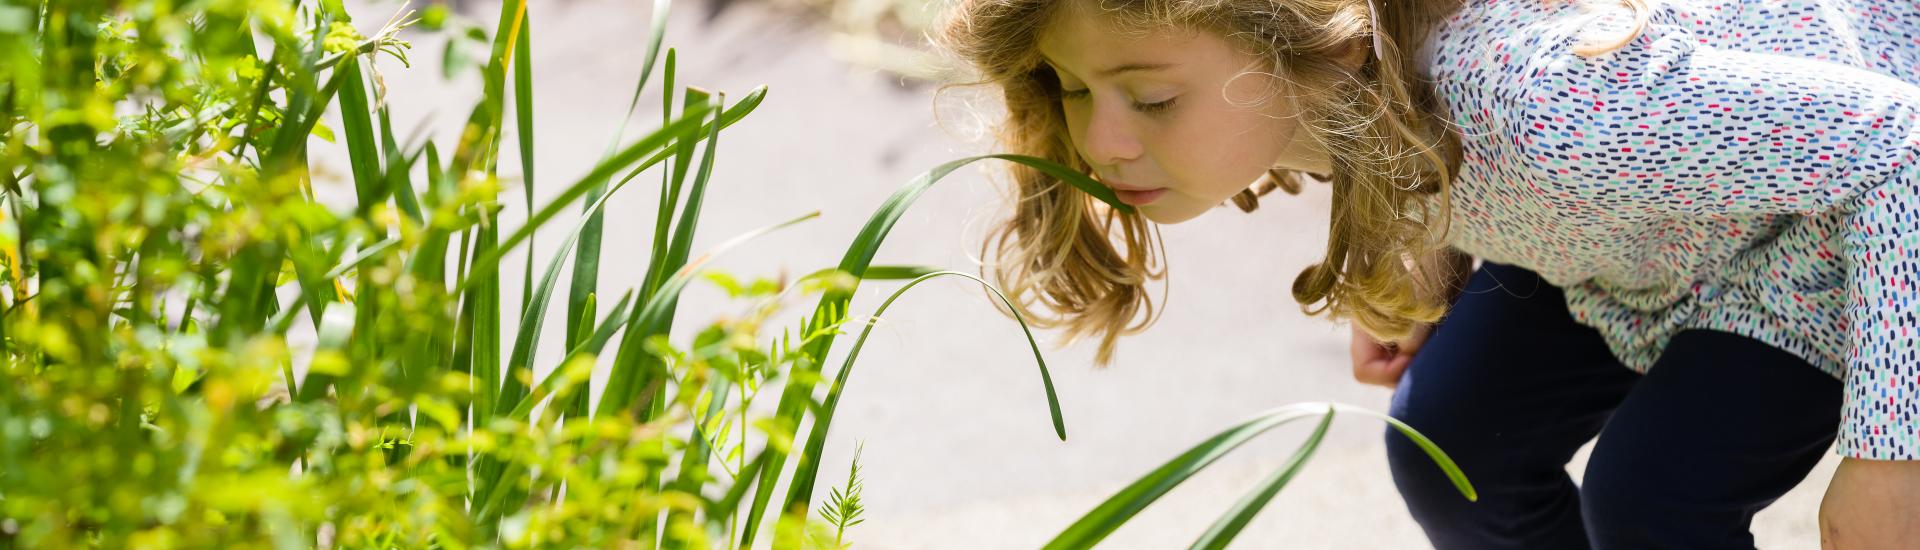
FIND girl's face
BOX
[1037,8,1335,224]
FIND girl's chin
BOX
[1137,203,1207,225]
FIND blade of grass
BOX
[799,265,943,283]
[495,127,686,418]
[475,290,638,521]
[467,0,529,432]
[475,209,815,520]
[336,56,386,217]
[738,153,1123,546]
[1188,405,1335,549]
[379,106,424,222]
[600,90,726,546]
[453,208,502,423]
[568,0,675,360]
[638,81,702,306]
[601,88,716,424]
[655,88,720,318]
[500,289,634,422]
[486,88,747,423]
[596,210,821,419]
[1343,405,1477,503]
[260,14,334,176]
[452,100,715,297]
[610,83,764,196]
[1042,403,1330,550]
[1043,402,1475,549]
[514,9,536,315]
[780,270,1065,523]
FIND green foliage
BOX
[0,0,1081,546]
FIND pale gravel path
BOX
[332,0,1838,546]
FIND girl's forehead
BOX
[1038,16,1223,80]
[1038,13,1204,65]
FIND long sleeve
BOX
[1507,6,1920,459]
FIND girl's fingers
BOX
[1381,353,1415,387]
[1353,355,1398,388]
[1351,324,1421,389]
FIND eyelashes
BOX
[1059,88,1179,115]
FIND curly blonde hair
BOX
[933,0,1651,366]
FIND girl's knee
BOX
[1576,452,1662,531]
[1578,437,1761,548]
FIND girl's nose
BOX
[1080,101,1144,167]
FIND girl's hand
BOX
[1349,323,1433,390]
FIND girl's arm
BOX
[1499,4,1920,461]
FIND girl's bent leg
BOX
[1579,329,1843,549]
[1385,261,1642,550]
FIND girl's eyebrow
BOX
[1096,62,1174,77]
[1042,57,1177,78]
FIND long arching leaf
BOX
[739,153,1125,546]
[1188,406,1336,549]
[781,270,1066,523]
[1045,402,1475,549]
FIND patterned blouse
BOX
[1421,0,1920,459]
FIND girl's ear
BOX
[1334,34,1371,71]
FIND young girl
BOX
[934,0,1919,547]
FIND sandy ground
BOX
[328,0,1840,547]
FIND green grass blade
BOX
[639,81,701,305]
[269,235,402,335]
[665,362,733,535]
[476,290,638,521]
[651,89,721,329]
[379,106,425,222]
[260,15,333,175]
[335,56,386,217]
[598,90,725,545]
[496,142,670,417]
[450,224,502,423]
[514,10,535,316]
[799,265,943,283]
[452,100,716,297]
[502,290,635,422]
[282,224,348,329]
[596,210,821,419]
[710,446,774,529]
[1045,402,1474,550]
[568,0,673,358]
[1340,406,1477,503]
[780,270,1065,523]
[1188,406,1336,550]
[1042,403,1332,549]
[738,153,1122,546]
[615,83,764,193]
[324,236,400,280]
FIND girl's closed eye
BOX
[1058,87,1180,114]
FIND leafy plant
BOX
[0,0,1084,545]
[816,441,866,548]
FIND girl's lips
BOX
[1114,187,1167,206]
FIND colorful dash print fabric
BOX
[1420,0,1920,459]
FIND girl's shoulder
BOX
[1422,0,1920,91]
[1420,0,1642,89]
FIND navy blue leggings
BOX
[1384,261,1844,549]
